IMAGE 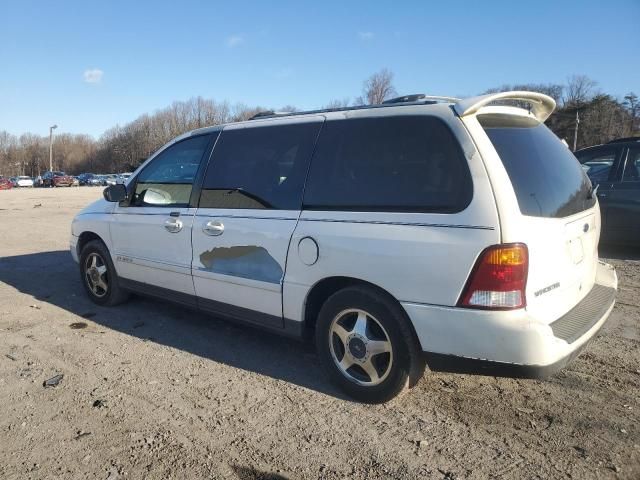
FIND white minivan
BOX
[70,91,617,403]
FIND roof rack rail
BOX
[249,110,293,120]
[607,136,640,144]
[247,95,457,121]
[383,94,460,104]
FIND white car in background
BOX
[105,175,118,186]
[116,172,132,184]
[16,176,34,187]
[70,91,618,403]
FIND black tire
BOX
[315,285,425,403]
[79,240,130,306]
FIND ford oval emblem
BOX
[583,223,589,233]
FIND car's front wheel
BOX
[79,240,130,306]
[315,285,425,403]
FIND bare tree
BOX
[361,68,397,105]
[484,83,565,105]
[623,92,639,133]
[324,98,352,109]
[564,75,597,106]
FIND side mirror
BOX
[103,184,128,202]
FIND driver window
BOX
[133,134,211,207]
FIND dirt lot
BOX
[0,187,638,480]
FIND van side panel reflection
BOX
[199,246,283,284]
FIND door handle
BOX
[164,218,183,233]
[203,220,224,236]
[597,192,607,198]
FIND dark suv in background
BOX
[576,137,640,247]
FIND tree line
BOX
[0,70,637,177]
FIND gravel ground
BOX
[0,187,638,480]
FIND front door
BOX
[192,117,324,327]
[110,133,215,300]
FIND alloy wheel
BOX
[328,308,393,386]
[84,252,109,298]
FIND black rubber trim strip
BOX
[118,278,304,339]
[299,217,494,230]
[549,284,616,344]
[119,278,197,308]
[198,297,282,329]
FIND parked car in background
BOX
[42,171,74,187]
[72,177,80,187]
[34,175,44,187]
[71,91,617,402]
[105,174,118,186]
[9,177,18,187]
[88,175,105,186]
[98,175,109,186]
[16,176,34,187]
[78,173,95,186]
[117,172,132,184]
[576,137,640,246]
[0,176,13,190]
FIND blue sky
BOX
[1,0,638,138]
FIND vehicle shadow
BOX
[0,250,347,400]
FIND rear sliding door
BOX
[192,117,323,327]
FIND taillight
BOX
[458,243,528,310]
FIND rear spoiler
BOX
[454,91,556,122]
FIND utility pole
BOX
[49,124,58,171]
[572,110,580,151]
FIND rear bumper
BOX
[403,261,617,378]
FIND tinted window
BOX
[576,147,619,184]
[622,148,640,182]
[480,114,595,218]
[303,116,472,212]
[133,134,211,207]
[200,121,322,210]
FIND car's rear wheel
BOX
[315,285,425,403]
[79,240,129,306]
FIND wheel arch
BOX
[77,231,107,258]
[303,276,419,342]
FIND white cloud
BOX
[358,31,374,40]
[226,34,245,48]
[83,68,104,84]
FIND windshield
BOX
[479,114,596,218]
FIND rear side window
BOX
[303,116,472,212]
[200,121,322,210]
[479,114,596,218]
